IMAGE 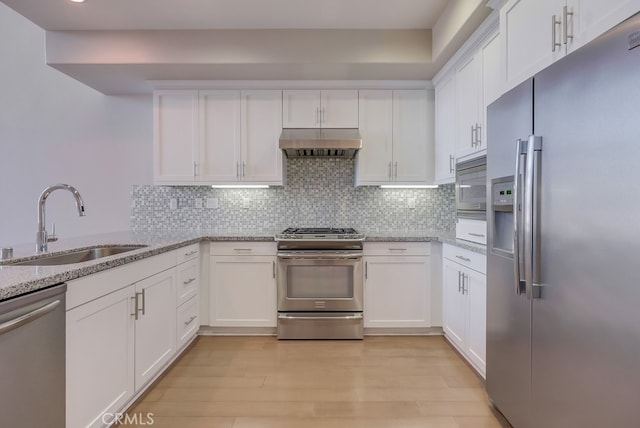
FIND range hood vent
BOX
[279,128,362,158]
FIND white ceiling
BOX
[1,0,449,31]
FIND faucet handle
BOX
[47,222,58,243]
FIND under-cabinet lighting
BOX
[380,185,439,189]
[210,185,269,189]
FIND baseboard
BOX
[364,326,444,336]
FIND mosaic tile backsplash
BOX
[131,158,456,233]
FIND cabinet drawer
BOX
[177,295,199,349]
[176,259,199,306]
[364,242,431,256]
[455,218,487,245]
[443,244,486,274]
[176,243,200,264]
[210,241,276,256]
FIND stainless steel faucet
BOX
[36,184,86,252]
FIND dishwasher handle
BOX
[0,300,61,336]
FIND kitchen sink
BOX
[9,245,148,266]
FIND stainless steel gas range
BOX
[275,228,365,339]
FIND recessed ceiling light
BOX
[70,0,85,3]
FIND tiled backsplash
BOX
[131,158,455,232]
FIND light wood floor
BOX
[126,336,504,428]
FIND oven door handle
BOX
[277,252,362,260]
[278,314,363,320]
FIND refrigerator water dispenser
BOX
[490,176,514,256]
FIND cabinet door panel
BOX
[455,54,481,157]
[321,90,359,128]
[282,90,320,128]
[435,74,456,183]
[364,256,431,328]
[392,90,430,183]
[199,90,241,182]
[466,268,487,376]
[134,269,176,390]
[443,261,466,349]
[241,90,283,184]
[66,286,134,428]
[356,90,393,184]
[569,0,640,53]
[501,0,561,91]
[153,91,198,183]
[211,255,276,327]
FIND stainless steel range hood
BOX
[279,128,362,158]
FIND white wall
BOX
[0,3,152,247]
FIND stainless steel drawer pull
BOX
[278,314,363,321]
[272,261,276,279]
[0,300,60,336]
[184,250,198,257]
[131,294,139,320]
[389,248,407,251]
[184,315,197,326]
[183,277,196,285]
[234,248,253,252]
[468,233,485,238]
[456,255,472,262]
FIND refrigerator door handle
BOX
[513,139,527,296]
[524,135,543,300]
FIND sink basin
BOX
[9,245,148,266]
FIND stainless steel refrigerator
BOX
[486,12,640,428]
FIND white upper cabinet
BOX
[356,89,434,186]
[501,0,640,91]
[199,90,241,183]
[153,90,199,184]
[282,89,359,128]
[455,53,482,158]
[241,90,284,184]
[433,14,500,178]
[393,90,432,183]
[356,90,394,183]
[154,89,283,185]
[434,74,456,184]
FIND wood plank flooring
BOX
[124,336,504,428]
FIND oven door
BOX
[277,251,363,312]
[456,156,487,219]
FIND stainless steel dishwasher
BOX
[0,283,66,427]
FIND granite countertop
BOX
[0,229,484,302]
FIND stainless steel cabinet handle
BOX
[455,255,471,262]
[365,261,368,279]
[514,139,527,296]
[394,162,398,179]
[234,248,253,252]
[471,125,475,146]
[183,277,196,285]
[388,162,392,180]
[476,124,482,146]
[0,300,60,336]
[321,107,326,124]
[278,314,363,320]
[316,107,319,125]
[449,155,455,174]
[184,250,198,257]
[462,274,469,295]
[563,5,573,45]
[193,161,197,177]
[457,271,463,293]
[468,233,485,238]
[131,294,139,320]
[184,315,197,326]
[389,248,407,252]
[524,135,543,300]
[140,288,146,316]
[272,261,276,279]
[552,15,562,52]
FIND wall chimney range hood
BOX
[279,128,362,158]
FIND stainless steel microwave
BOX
[455,155,487,220]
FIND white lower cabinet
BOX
[363,243,431,329]
[66,286,135,428]
[442,244,486,377]
[133,269,176,390]
[66,246,200,428]
[210,242,277,327]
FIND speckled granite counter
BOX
[0,228,484,302]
